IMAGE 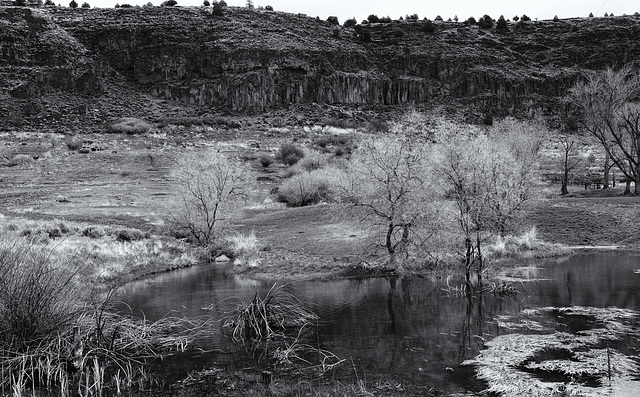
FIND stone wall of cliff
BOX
[3,5,640,126]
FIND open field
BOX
[2,123,638,284]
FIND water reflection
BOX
[116,252,640,394]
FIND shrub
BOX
[367,14,380,23]
[203,0,209,5]
[466,16,477,25]
[258,153,273,167]
[588,12,594,18]
[115,228,146,243]
[106,117,151,134]
[478,14,494,29]
[332,28,340,38]
[81,1,90,7]
[9,154,33,166]
[277,143,305,166]
[553,15,559,22]
[422,19,436,33]
[265,5,273,11]
[434,15,443,21]
[161,0,176,6]
[69,0,77,7]
[521,14,531,21]
[327,16,339,25]
[379,16,392,23]
[44,0,55,5]
[278,168,343,206]
[407,13,419,20]
[82,226,104,238]
[343,17,357,28]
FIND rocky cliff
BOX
[3,6,640,127]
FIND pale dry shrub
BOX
[278,167,346,206]
[106,117,151,134]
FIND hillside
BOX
[2,6,640,128]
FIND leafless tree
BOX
[342,136,441,272]
[170,149,249,245]
[559,136,581,195]
[570,66,640,194]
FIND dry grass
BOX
[0,236,213,396]
[229,230,260,267]
[486,227,572,260]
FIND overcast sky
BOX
[87,0,639,23]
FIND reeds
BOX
[218,284,344,372]
[0,234,212,396]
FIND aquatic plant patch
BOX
[465,306,640,396]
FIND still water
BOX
[116,252,640,393]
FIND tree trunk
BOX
[624,179,631,195]
[603,150,610,189]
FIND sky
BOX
[86,0,639,23]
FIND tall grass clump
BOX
[0,235,210,396]
[486,227,571,259]
[217,284,343,371]
[228,230,260,267]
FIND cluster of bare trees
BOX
[341,117,544,282]
[570,66,640,195]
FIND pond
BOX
[116,252,640,394]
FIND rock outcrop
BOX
[3,6,640,126]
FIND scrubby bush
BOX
[81,1,90,7]
[203,0,209,5]
[265,5,273,11]
[288,152,329,174]
[277,143,305,166]
[278,168,344,206]
[513,15,519,21]
[343,17,357,28]
[8,154,33,167]
[478,14,494,29]
[379,16,392,23]
[327,16,339,25]
[552,15,559,22]
[367,14,380,23]
[407,13,419,20]
[422,19,436,33]
[466,16,477,25]
[115,228,146,243]
[69,0,77,7]
[82,226,105,238]
[434,15,443,21]
[161,0,176,6]
[258,153,273,167]
[106,117,151,134]
[521,14,531,21]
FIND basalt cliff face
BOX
[3,6,640,127]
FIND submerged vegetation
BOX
[465,306,640,396]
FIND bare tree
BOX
[171,149,249,245]
[559,136,581,195]
[570,66,640,194]
[343,136,441,272]
[438,122,542,288]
